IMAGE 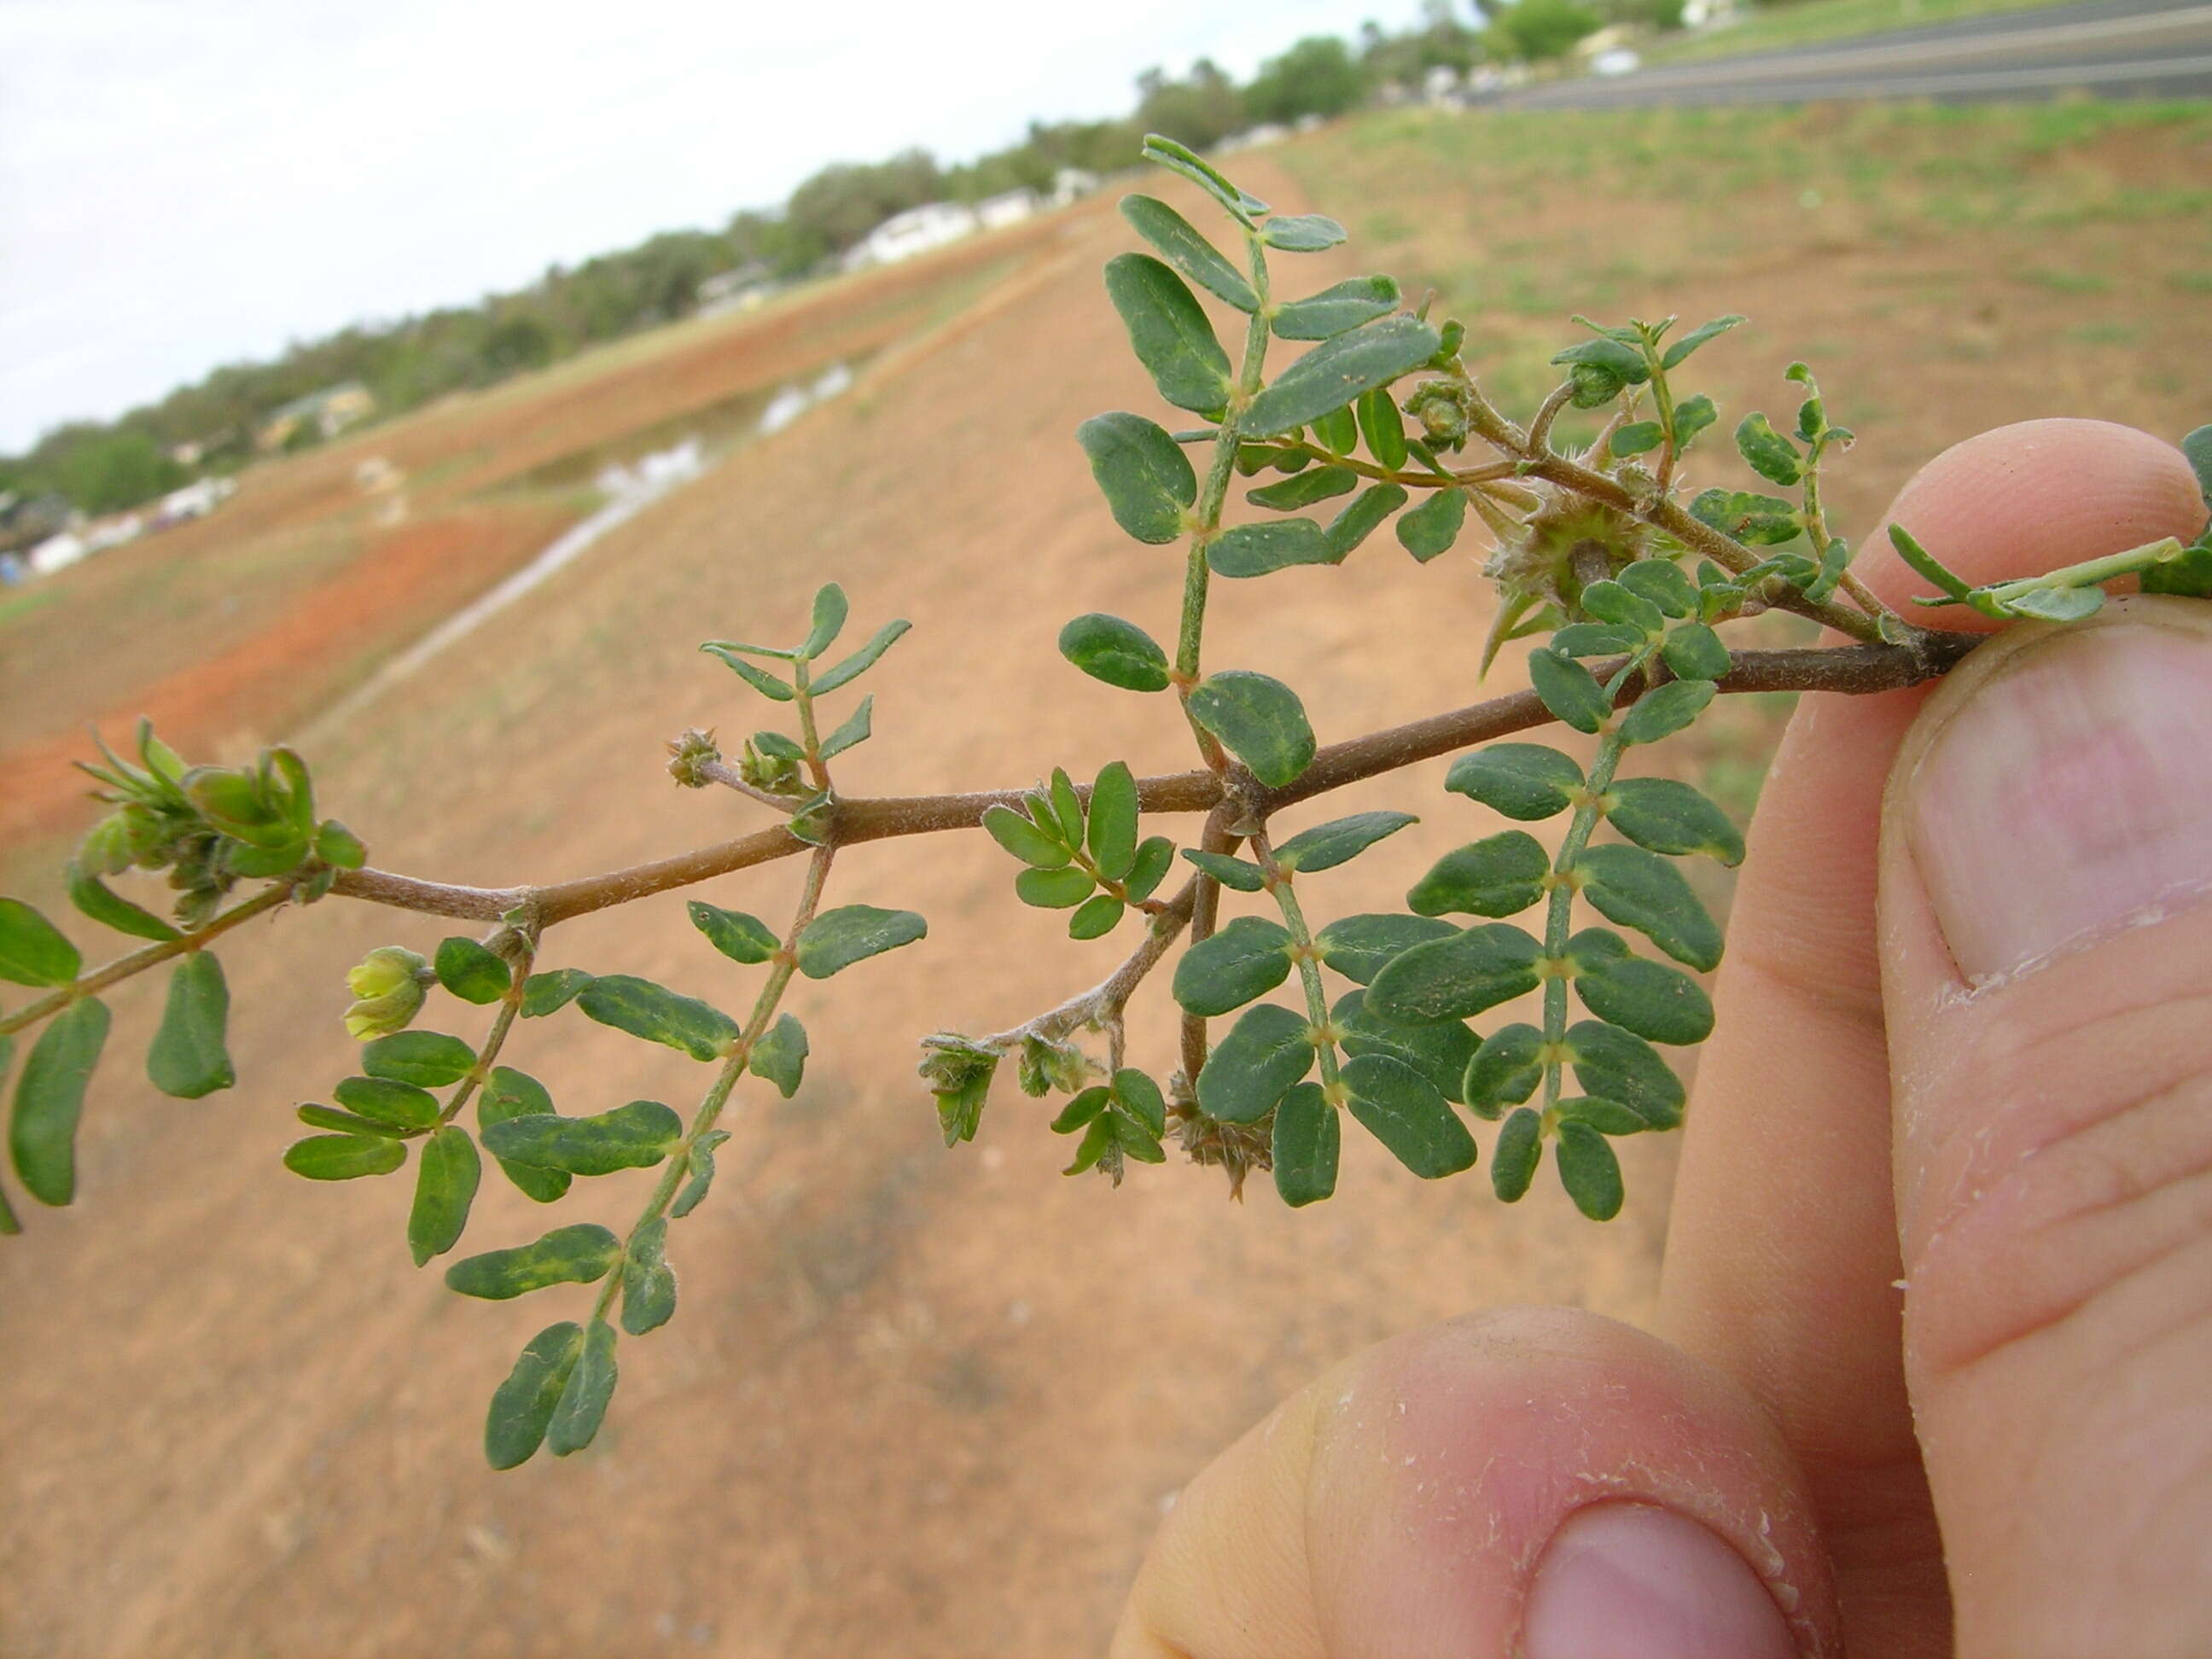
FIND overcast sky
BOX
[0,0,1423,451]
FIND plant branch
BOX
[698,759,796,812]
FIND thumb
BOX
[1880,596,2212,1656]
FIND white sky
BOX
[0,0,1420,451]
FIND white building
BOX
[1050,167,1099,207]
[976,188,1039,230]
[28,531,87,576]
[843,201,980,271]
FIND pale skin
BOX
[1112,419,2212,1659]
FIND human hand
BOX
[1111,420,2212,1659]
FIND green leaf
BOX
[1271,1082,1338,1208]
[1181,848,1266,891]
[0,899,80,988]
[1551,335,1648,407]
[315,819,368,869]
[578,975,739,1059]
[1141,133,1263,224]
[1619,678,1717,745]
[434,937,511,1005]
[520,968,592,1017]
[812,619,912,694]
[1555,1121,1624,1220]
[982,803,1069,869]
[9,997,109,1204]
[1246,465,1358,510]
[1104,253,1232,415]
[1342,1053,1476,1179]
[480,1099,682,1176]
[1691,489,1800,546]
[146,952,233,1099]
[1580,579,1665,636]
[1125,836,1174,902]
[1445,743,1584,821]
[1407,832,1550,918]
[1527,649,1611,735]
[445,1223,623,1301]
[800,583,848,660]
[282,1133,407,1181]
[1365,923,1543,1026]
[1491,1107,1542,1202]
[297,1103,409,1138]
[1395,488,1464,562]
[1016,865,1094,908]
[334,1074,444,1129]
[1311,403,1358,457]
[1576,843,1723,971]
[1275,811,1416,875]
[1357,387,1408,470]
[1604,777,1743,864]
[795,905,928,978]
[548,1319,619,1457]
[1082,762,1139,881]
[670,1127,730,1219]
[1260,212,1345,252]
[700,645,795,701]
[1208,517,1336,578]
[361,1030,476,1087]
[1173,915,1295,1016]
[1048,769,1086,848]
[1324,483,1407,559]
[1674,393,1719,447]
[1659,313,1744,370]
[1051,1085,1110,1134]
[1661,622,1732,682]
[1551,623,1643,658]
[1568,1022,1685,1130]
[1611,420,1663,457]
[621,1218,678,1336]
[1735,412,1802,486]
[1558,1095,1648,1135]
[1058,613,1172,692]
[2141,542,2212,599]
[1244,316,1442,439]
[479,1067,571,1202]
[1113,1068,1168,1138]
[1069,894,1125,940]
[66,864,178,942]
[2002,586,2104,623]
[407,1125,481,1266]
[1575,946,1714,1046]
[2181,423,2211,507]
[1313,913,1456,985]
[1620,561,1698,616]
[1119,194,1259,311]
[1187,671,1315,788]
[485,1322,583,1470]
[1195,1002,1313,1123]
[1335,988,1476,1105]
[1272,275,1400,341]
[1078,410,1199,543]
[689,901,779,963]
[1462,1022,1544,1120]
[749,1013,808,1098]
[818,695,873,760]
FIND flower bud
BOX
[665,727,721,789]
[344,946,428,1040]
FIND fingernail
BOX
[1523,1502,1800,1659]
[1906,620,2212,982]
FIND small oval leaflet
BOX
[688,901,779,964]
[407,1125,481,1266]
[1341,1052,1477,1179]
[1076,412,1196,545]
[1312,912,1456,985]
[1462,1022,1545,1119]
[1395,487,1464,563]
[1272,275,1400,341]
[1195,1002,1314,1123]
[1575,950,1715,1047]
[1365,923,1544,1026]
[1604,776,1743,865]
[1186,671,1316,789]
[578,975,740,1060]
[1527,649,1612,736]
[1243,315,1442,439]
[1118,194,1259,311]
[1247,465,1358,511]
[1445,743,1584,821]
[1208,519,1335,579]
[983,803,1070,869]
[1068,893,1124,940]
[1086,761,1139,882]
[1619,678,1718,746]
[480,1099,683,1178]
[1490,1108,1543,1202]
[749,1014,808,1098]
[795,905,928,979]
[547,1320,619,1457]
[146,952,234,1100]
[1181,848,1266,892]
[478,1066,572,1203]
[434,936,510,1005]
[1568,1022,1685,1130]
[1103,252,1232,416]
[66,864,179,943]
[0,898,82,988]
[283,1133,408,1182]
[1271,1082,1339,1208]
[10,996,111,1205]
[1273,811,1417,876]
[1334,988,1476,1106]
[445,1222,623,1301]
[485,1321,584,1470]
[520,968,593,1017]
[1016,866,1093,909]
[1058,613,1171,693]
[1407,832,1550,919]
[1259,213,1347,252]
[1556,1121,1626,1220]
[334,1074,442,1129]
[1575,843,1724,972]
[361,1029,476,1088]
[1172,915,1295,1017]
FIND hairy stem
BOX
[1250,830,1341,1103]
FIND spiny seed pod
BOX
[344,946,429,1040]
[665,727,721,789]
[1169,1071,1273,1200]
[1404,380,1473,451]
[1485,484,1652,620]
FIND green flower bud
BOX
[344,946,428,1040]
[665,727,722,789]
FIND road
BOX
[1490,0,2212,107]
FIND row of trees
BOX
[3,0,1668,521]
